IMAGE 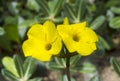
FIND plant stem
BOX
[66,57,71,81]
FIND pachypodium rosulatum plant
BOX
[22,17,98,81]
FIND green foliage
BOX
[73,62,96,74]
[109,17,120,29]
[90,16,105,30]
[0,36,12,51]
[111,7,120,14]
[48,57,66,70]
[110,57,120,76]
[1,55,40,81]
[26,0,40,12]
[0,27,5,35]
[2,56,19,77]
[62,75,75,81]
[48,55,96,74]
[18,18,39,28]
[90,76,101,81]
[4,24,20,43]
[1,0,120,80]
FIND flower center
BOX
[45,43,52,51]
[73,34,80,42]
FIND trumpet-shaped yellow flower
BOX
[22,21,62,61]
[57,18,98,56]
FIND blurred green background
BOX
[0,0,120,81]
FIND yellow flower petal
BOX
[27,24,45,40]
[57,25,77,52]
[22,21,62,61]
[43,21,58,42]
[22,38,52,61]
[57,20,98,56]
[80,28,98,43]
[77,42,96,56]
[71,21,86,33]
[32,50,52,61]
[49,37,62,55]
[64,17,69,25]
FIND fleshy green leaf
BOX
[4,24,20,43]
[76,0,84,20]
[110,57,120,76]
[0,36,12,51]
[50,0,64,17]
[2,56,19,77]
[4,16,18,25]
[18,19,39,28]
[52,17,63,23]
[76,62,96,74]
[109,17,120,29]
[70,55,81,67]
[98,35,111,50]
[106,0,120,8]
[62,75,75,81]
[36,0,50,16]
[7,2,18,15]
[1,69,19,81]
[90,16,105,30]
[48,57,66,70]
[23,57,37,79]
[28,78,42,81]
[111,7,120,14]
[13,55,24,78]
[90,76,101,81]
[64,3,76,22]
[27,0,40,12]
[0,27,5,35]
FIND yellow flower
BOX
[22,21,62,61]
[57,18,98,56]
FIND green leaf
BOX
[110,57,120,76]
[2,56,19,77]
[111,7,120,14]
[53,17,63,23]
[1,69,19,81]
[0,27,5,35]
[0,36,12,51]
[51,0,64,17]
[48,62,65,70]
[48,57,66,70]
[62,75,75,81]
[27,0,40,12]
[48,0,57,13]
[96,41,105,56]
[4,16,18,25]
[106,0,120,8]
[90,76,101,81]
[54,57,66,67]
[4,24,20,43]
[62,75,67,81]
[98,35,111,50]
[13,55,24,78]
[23,57,37,79]
[87,4,96,13]
[76,62,96,74]
[109,17,120,29]
[36,0,50,16]
[28,78,42,81]
[70,55,81,67]
[64,3,76,22]
[90,16,105,30]
[7,2,18,15]
[18,19,39,28]
[76,0,84,20]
